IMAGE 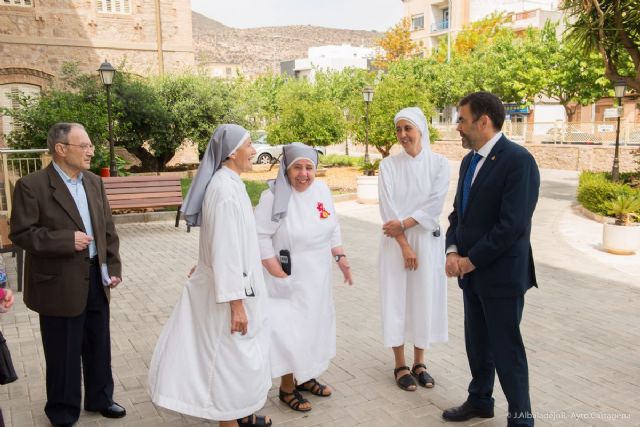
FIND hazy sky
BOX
[190,0,404,32]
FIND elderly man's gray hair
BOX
[46,123,86,154]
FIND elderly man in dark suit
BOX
[443,92,540,426]
[10,123,125,427]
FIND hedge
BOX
[577,172,640,216]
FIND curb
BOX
[571,202,614,224]
[112,211,178,225]
[333,193,357,203]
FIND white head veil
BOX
[181,124,249,227]
[269,142,319,222]
[393,107,431,153]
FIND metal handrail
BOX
[0,149,48,154]
[0,148,51,213]
[431,20,449,32]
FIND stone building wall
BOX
[431,141,639,173]
[0,0,195,82]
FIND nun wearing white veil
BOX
[253,143,352,413]
[378,107,450,392]
[148,124,272,427]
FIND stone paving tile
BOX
[1,167,639,426]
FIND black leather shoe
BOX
[99,402,127,419]
[442,401,494,422]
[52,424,74,427]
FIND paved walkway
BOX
[1,165,639,426]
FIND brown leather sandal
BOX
[237,414,272,426]
[411,363,435,388]
[279,388,312,412]
[394,366,417,391]
[296,378,332,397]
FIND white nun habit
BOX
[378,107,450,349]
[148,124,271,421]
[254,143,341,382]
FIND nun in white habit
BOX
[148,124,272,427]
[254,143,352,413]
[378,107,450,392]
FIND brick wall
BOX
[431,141,638,172]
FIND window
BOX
[226,67,232,76]
[411,14,424,31]
[2,0,32,6]
[97,0,131,14]
[0,84,40,139]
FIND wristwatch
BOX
[334,254,347,262]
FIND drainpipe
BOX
[154,0,165,75]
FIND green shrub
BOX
[577,171,639,217]
[319,154,361,167]
[181,178,268,207]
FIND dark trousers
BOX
[39,263,114,425]
[463,287,533,426]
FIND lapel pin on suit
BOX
[491,155,496,161]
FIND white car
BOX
[253,136,326,164]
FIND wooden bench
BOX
[102,175,188,230]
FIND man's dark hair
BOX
[458,92,505,131]
[47,122,85,154]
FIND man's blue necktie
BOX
[461,153,482,215]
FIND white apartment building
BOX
[280,45,376,82]
[402,0,562,56]
[401,0,571,137]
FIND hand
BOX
[401,244,418,270]
[187,265,196,278]
[446,253,461,277]
[0,289,14,311]
[457,257,476,278]
[382,220,404,238]
[229,300,248,335]
[337,257,353,285]
[108,276,122,289]
[269,264,288,279]
[74,231,93,251]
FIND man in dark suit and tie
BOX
[10,123,126,427]
[443,92,539,426]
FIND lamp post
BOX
[343,107,349,156]
[611,80,626,182]
[362,86,374,168]
[98,60,116,176]
[447,0,452,63]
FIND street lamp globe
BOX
[98,61,116,86]
[362,86,374,103]
[613,79,626,99]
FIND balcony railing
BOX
[431,20,449,32]
[0,148,50,213]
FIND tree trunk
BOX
[563,103,578,122]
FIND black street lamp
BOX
[98,60,117,177]
[611,79,626,182]
[362,86,374,167]
[343,107,349,156]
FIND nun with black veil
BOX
[148,124,272,427]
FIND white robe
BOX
[148,167,271,421]
[254,180,340,382]
[378,149,449,349]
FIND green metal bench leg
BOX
[176,205,191,232]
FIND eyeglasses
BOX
[60,143,95,152]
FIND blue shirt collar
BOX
[52,161,83,183]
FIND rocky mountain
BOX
[192,12,382,76]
